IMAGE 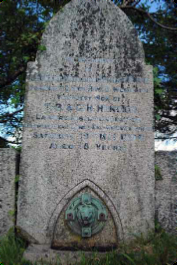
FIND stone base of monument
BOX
[24,244,109,264]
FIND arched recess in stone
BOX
[47,179,124,248]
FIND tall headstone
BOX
[0,149,16,237]
[17,0,154,261]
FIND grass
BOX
[0,225,176,265]
[0,229,26,265]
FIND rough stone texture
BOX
[0,148,16,237]
[17,0,154,249]
[24,244,108,264]
[155,151,177,234]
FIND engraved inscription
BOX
[25,56,153,151]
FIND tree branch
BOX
[0,136,19,145]
[131,0,141,7]
[122,0,140,7]
[155,137,177,140]
[0,109,23,124]
[0,108,23,118]
[0,66,26,89]
[120,6,177,31]
[161,114,177,121]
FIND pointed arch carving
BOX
[47,179,124,243]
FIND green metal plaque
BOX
[65,193,108,238]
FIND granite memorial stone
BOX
[17,0,155,260]
[0,149,16,237]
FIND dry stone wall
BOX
[0,149,16,237]
[155,151,177,234]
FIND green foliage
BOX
[8,210,15,217]
[15,175,20,183]
[153,67,162,92]
[155,165,163,180]
[0,230,26,265]
[11,145,22,152]
[0,227,176,265]
[38,45,47,51]
[0,0,47,140]
[127,0,177,135]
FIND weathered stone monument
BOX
[17,0,155,262]
[0,149,16,237]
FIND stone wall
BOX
[155,151,177,234]
[0,148,17,237]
